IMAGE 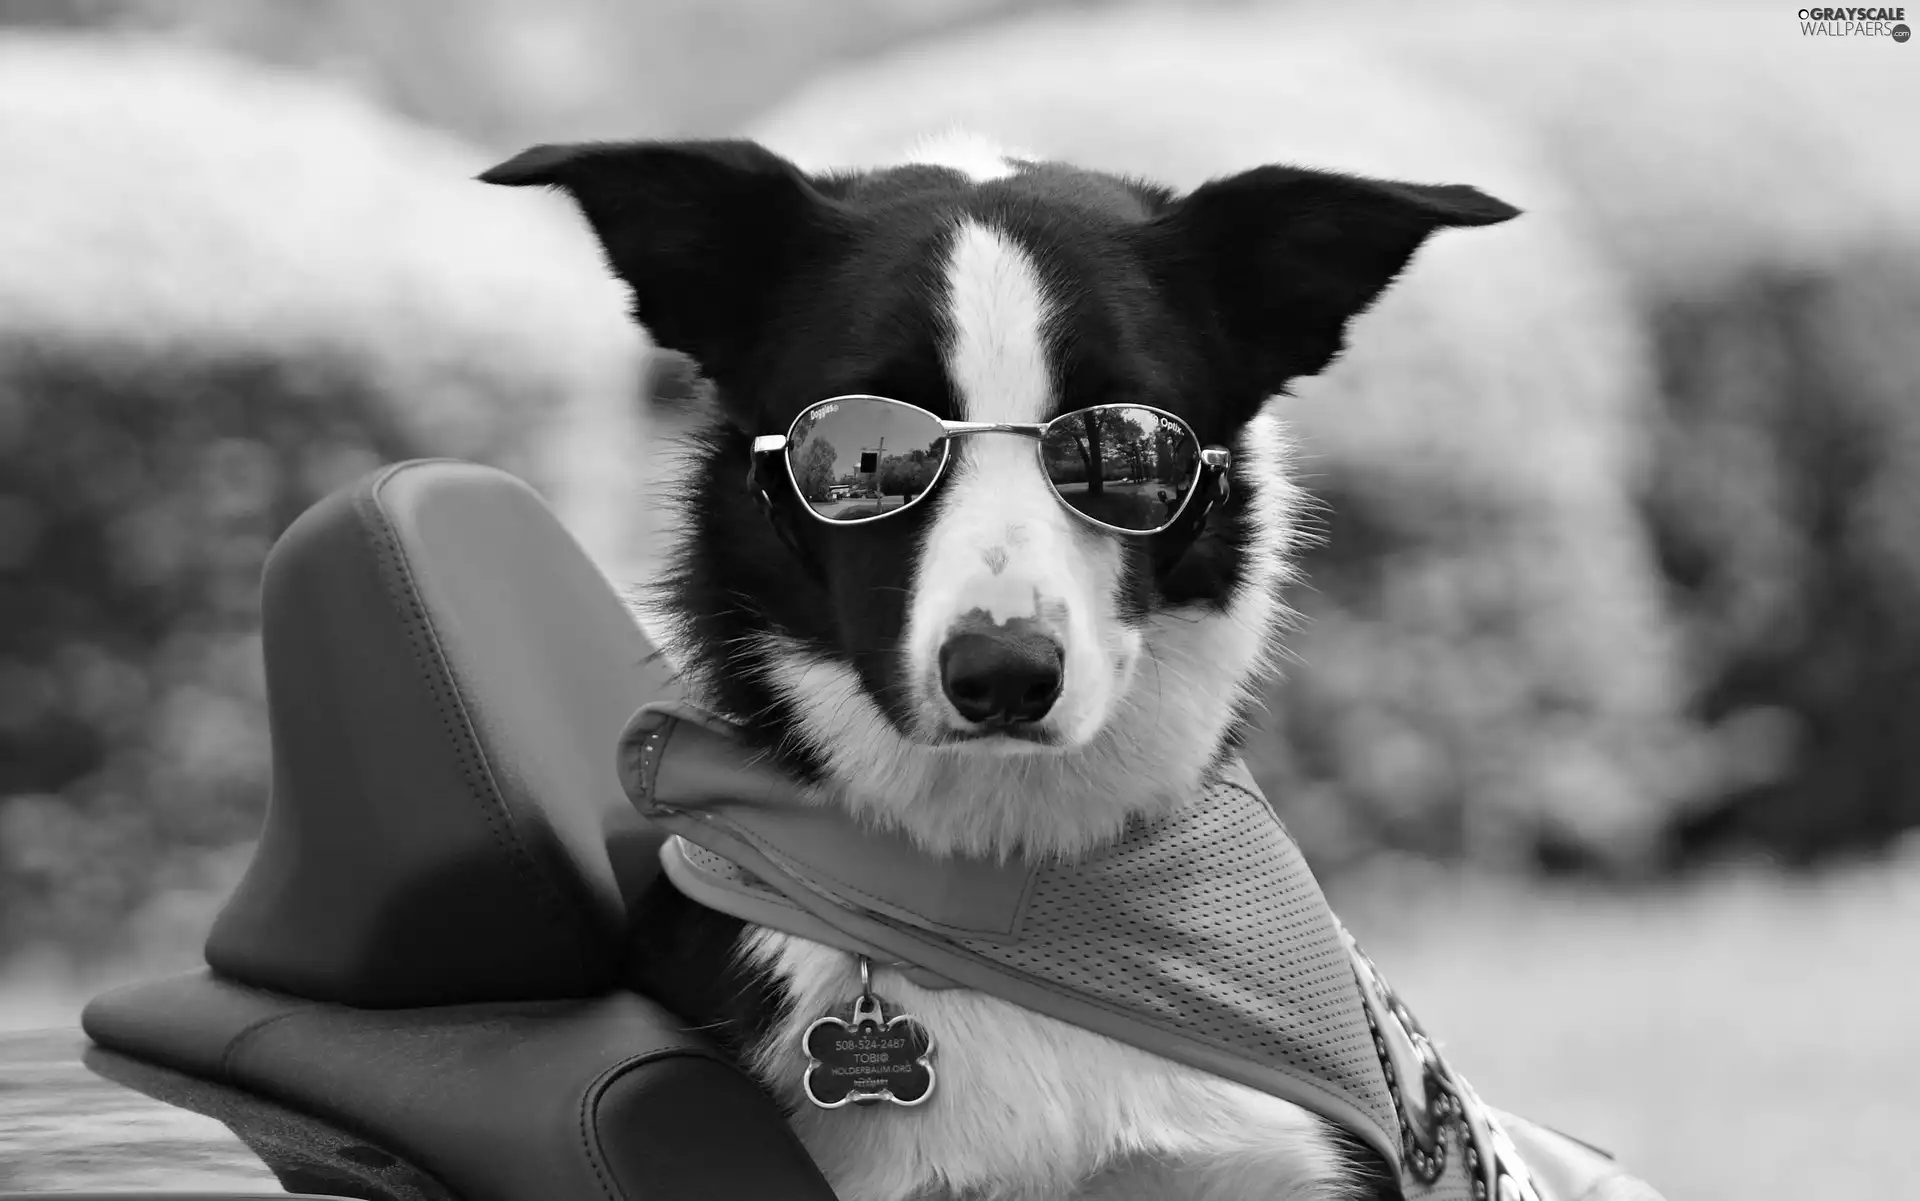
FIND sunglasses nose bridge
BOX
[939,423,1049,440]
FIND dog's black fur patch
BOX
[622,874,785,1078]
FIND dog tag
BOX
[801,956,936,1109]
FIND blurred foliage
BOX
[0,31,637,964]
[1649,252,1920,863]
[1334,5,1920,868]
[1244,489,1702,876]
[0,346,408,954]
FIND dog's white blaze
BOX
[900,219,1134,745]
[941,219,1051,428]
[745,930,1349,1201]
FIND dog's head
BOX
[483,136,1516,858]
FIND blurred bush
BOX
[1647,253,1920,863]
[0,34,638,961]
[0,348,408,954]
[1330,3,1920,864]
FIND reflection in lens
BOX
[1040,407,1200,531]
[786,397,950,522]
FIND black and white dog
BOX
[484,132,1516,1201]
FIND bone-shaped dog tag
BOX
[801,956,936,1109]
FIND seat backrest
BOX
[205,458,678,1006]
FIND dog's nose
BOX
[939,629,1064,726]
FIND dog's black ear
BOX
[1141,165,1519,400]
[481,139,839,386]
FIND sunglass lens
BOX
[1040,407,1202,532]
[786,398,949,522]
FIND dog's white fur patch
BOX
[743,931,1354,1201]
[900,219,1137,746]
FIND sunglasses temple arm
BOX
[748,451,828,584]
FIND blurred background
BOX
[2,1,1917,1196]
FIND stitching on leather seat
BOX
[357,461,594,963]
[219,1004,315,1081]
[577,1044,717,1201]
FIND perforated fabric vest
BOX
[619,703,1664,1201]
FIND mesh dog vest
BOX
[620,702,1664,1201]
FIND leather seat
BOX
[82,459,837,1201]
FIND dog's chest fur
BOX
[625,877,1363,1201]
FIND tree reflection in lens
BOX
[1041,407,1197,531]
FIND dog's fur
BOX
[483,131,1516,1201]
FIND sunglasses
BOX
[750,395,1231,536]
